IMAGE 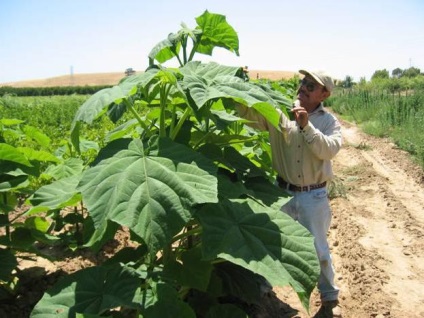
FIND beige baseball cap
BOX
[299,70,334,92]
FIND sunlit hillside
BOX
[1,70,297,87]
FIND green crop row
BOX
[328,87,424,168]
[0,95,87,143]
[0,85,112,96]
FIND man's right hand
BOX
[292,106,309,129]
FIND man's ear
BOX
[322,90,331,101]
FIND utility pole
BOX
[70,65,74,86]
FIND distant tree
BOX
[341,75,354,88]
[371,69,390,80]
[125,68,136,76]
[402,67,421,78]
[392,68,403,78]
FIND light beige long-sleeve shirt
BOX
[236,103,342,186]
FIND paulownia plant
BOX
[31,10,319,317]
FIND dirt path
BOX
[272,118,424,318]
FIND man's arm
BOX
[300,116,342,160]
[235,103,270,131]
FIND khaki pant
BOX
[281,187,339,301]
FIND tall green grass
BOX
[328,87,424,168]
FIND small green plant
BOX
[327,177,347,199]
[30,11,319,317]
[0,119,67,299]
[0,115,101,301]
[354,141,372,151]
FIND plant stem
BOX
[170,107,191,140]
[10,207,29,223]
[159,84,172,138]
[192,129,216,149]
[188,41,199,62]
[170,46,184,67]
[124,99,148,131]
[171,226,202,244]
[170,104,176,134]
[182,35,188,65]
[2,193,10,239]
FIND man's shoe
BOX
[322,300,339,309]
[314,300,342,318]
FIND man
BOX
[236,70,342,317]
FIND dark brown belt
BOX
[277,176,326,192]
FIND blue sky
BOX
[1,0,423,83]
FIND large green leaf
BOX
[180,63,283,129]
[10,227,36,250]
[163,246,213,292]
[254,81,293,111]
[28,175,82,212]
[30,264,142,318]
[82,220,120,252]
[214,261,263,305]
[70,70,158,148]
[0,143,32,166]
[0,248,18,281]
[0,118,24,126]
[148,32,182,64]
[222,146,266,179]
[196,198,319,310]
[118,69,159,88]
[78,138,218,254]
[25,216,52,233]
[89,138,132,166]
[0,167,29,192]
[105,118,139,142]
[43,158,84,180]
[180,61,241,81]
[243,177,292,210]
[22,125,51,148]
[205,304,248,318]
[72,86,127,127]
[141,281,196,318]
[17,147,61,164]
[148,10,238,64]
[195,10,239,56]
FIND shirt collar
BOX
[311,102,326,114]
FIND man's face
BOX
[297,76,330,110]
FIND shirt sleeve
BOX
[301,115,342,160]
[235,103,270,131]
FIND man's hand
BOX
[292,106,309,129]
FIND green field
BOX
[328,85,424,168]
